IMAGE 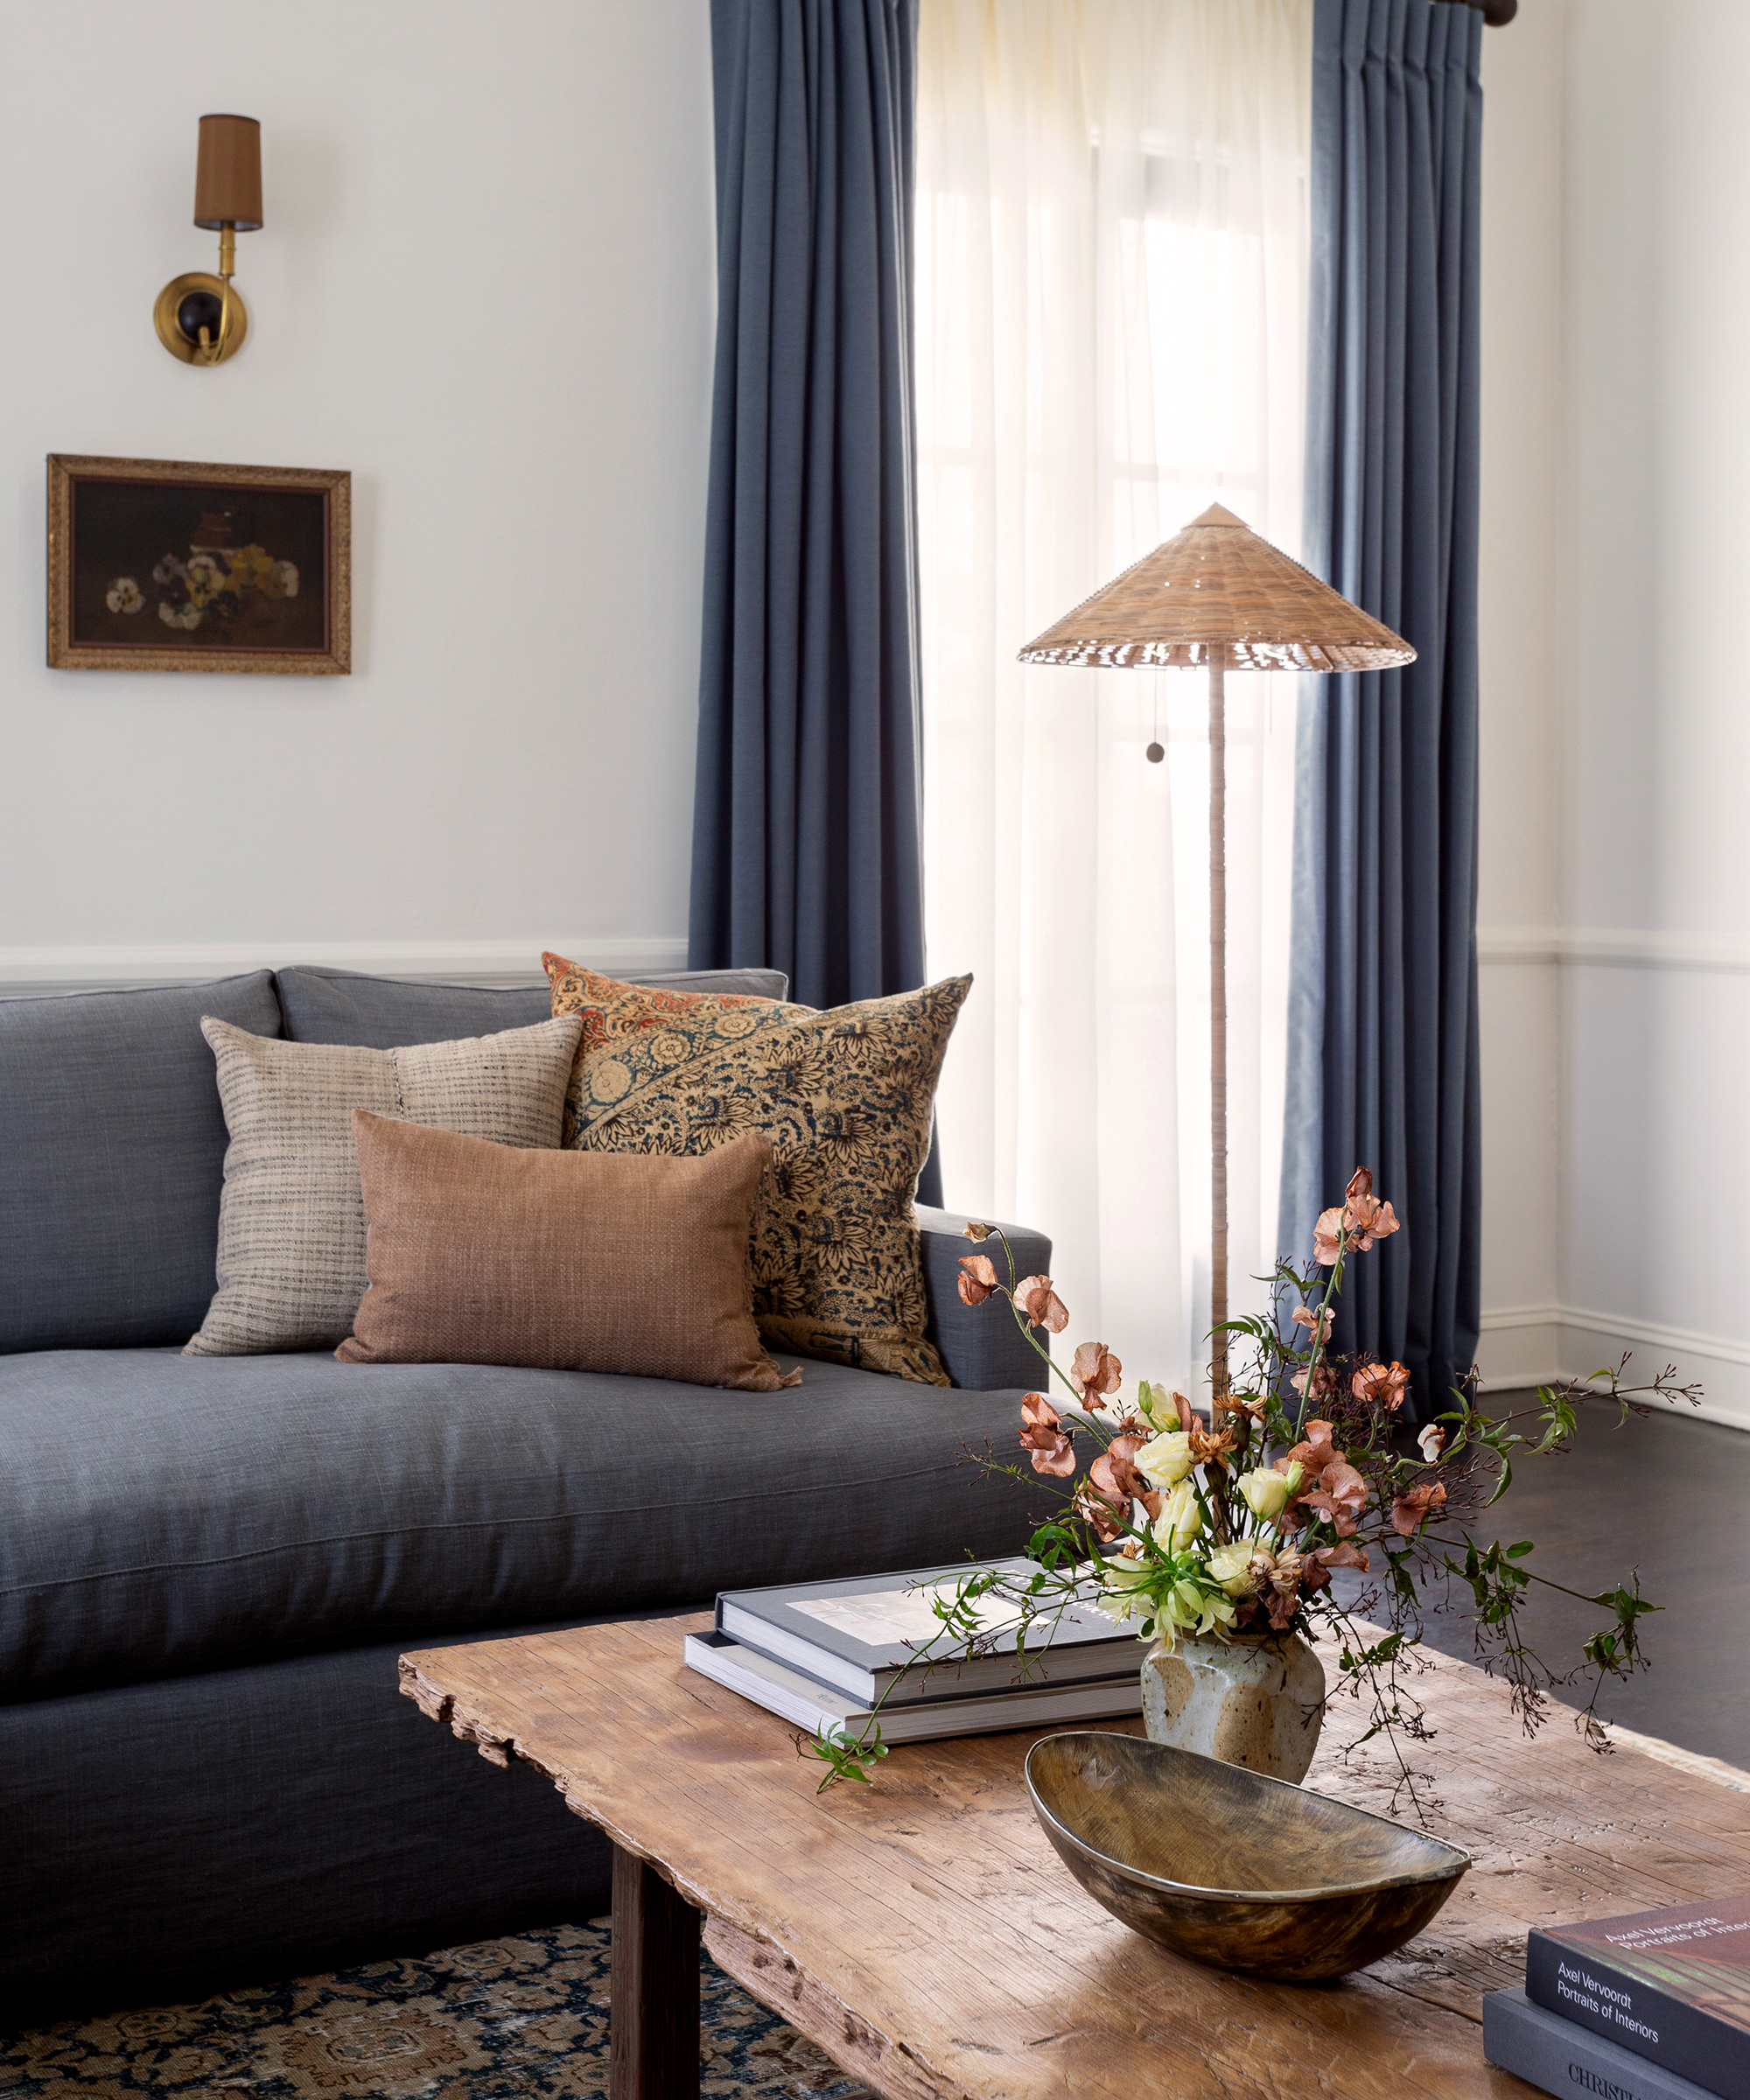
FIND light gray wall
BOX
[1474,0,1750,1426]
[0,0,716,990]
[1473,0,1565,1389]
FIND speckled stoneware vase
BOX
[1139,1629,1325,1782]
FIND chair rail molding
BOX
[1478,926,1750,973]
[0,937,690,996]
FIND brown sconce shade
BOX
[193,115,262,230]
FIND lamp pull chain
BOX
[1208,647,1228,1418]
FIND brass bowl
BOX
[1025,1732,1471,1981]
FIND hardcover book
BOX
[683,1630,1144,1743]
[1526,1894,1750,2100]
[1485,1988,1724,2100]
[714,1558,1144,1707]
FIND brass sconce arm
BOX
[197,222,239,365]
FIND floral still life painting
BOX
[803,1170,1703,1820]
[48,455,350,674]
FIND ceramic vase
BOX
[1138,1628,1325,1783]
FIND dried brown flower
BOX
[962,1221,994,1242]
[1188,1422,1236,1466]
[1070,1341,1123,1402]
[957,1254,998,1306]
[1352,1359,1411,1410]
[1298,1457,1368,1538]
[1313,1168,1401,1264]
[1282,1419,1340,1476]
[1018,1392,1076,1477]
[1013,1275,1068,1334]
[1390,1481,1447,1537]
[1074,1473,1125,1544]
[1096,1433,1148,1501]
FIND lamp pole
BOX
[1208,646,1228,1417]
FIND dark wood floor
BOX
[1337,1395,1746,1769]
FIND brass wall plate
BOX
[153,272,248,365]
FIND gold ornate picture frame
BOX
[47,454,350,675]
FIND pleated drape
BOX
[690,0,929,1032]
[1279,0,1483,1418]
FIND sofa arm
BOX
[916,1206,1054,1392]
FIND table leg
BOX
[610,1839,700,2100]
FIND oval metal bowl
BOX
[1026,1731,1471,1982]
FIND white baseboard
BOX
[1476,1301,1750,1429]
[0,936,690,995]
[1474,1303,1564,1395]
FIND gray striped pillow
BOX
[184,1013,583,1356]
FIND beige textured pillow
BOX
[338,1115,799,1390]
[185,1014,583,1356]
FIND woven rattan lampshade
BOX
[1018,503,1414,672]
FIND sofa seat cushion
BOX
[0,1349,1035,1703]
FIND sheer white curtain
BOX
[916,0,1311,1396]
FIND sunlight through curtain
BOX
[916,0,1311,1393]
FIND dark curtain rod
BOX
[1462,0,1517,24]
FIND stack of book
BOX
[1485,1893,1750,2100]
[684,1559,1146,1743]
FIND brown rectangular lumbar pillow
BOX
[337,1114,800,1391]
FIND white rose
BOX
[1238,1461,1303,1526]
[1205,1538,1263,1598]
[1134,1430,1194,1487]
[1152,1480,1202,1553]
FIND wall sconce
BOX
[154,115,262,367]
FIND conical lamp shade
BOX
[1017,503,1415,672]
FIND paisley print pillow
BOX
[542,952,802,1071]
[564,976,971,1385]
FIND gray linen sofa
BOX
[0,966,1047,2023]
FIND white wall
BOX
[1473,0,1566,1392]
[1558,0,1750,1426]
[0,0,716,991]
[1474,0,1750,1428]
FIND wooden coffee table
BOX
[402,1614,1750,2099]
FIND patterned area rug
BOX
[1,1922,874,2099]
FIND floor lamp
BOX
[1018,503,1415,1413]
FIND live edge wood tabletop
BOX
[400,1613,1750,2100]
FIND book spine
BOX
[1526,1931,1747,2100]
[1484,1991,1725,2100]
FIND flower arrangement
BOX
[105,544,298,634]
[805,1168,1700,1812]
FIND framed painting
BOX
[47,455,350,674]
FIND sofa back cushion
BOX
[0,972,284,1352]
[276,964,791,1046]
